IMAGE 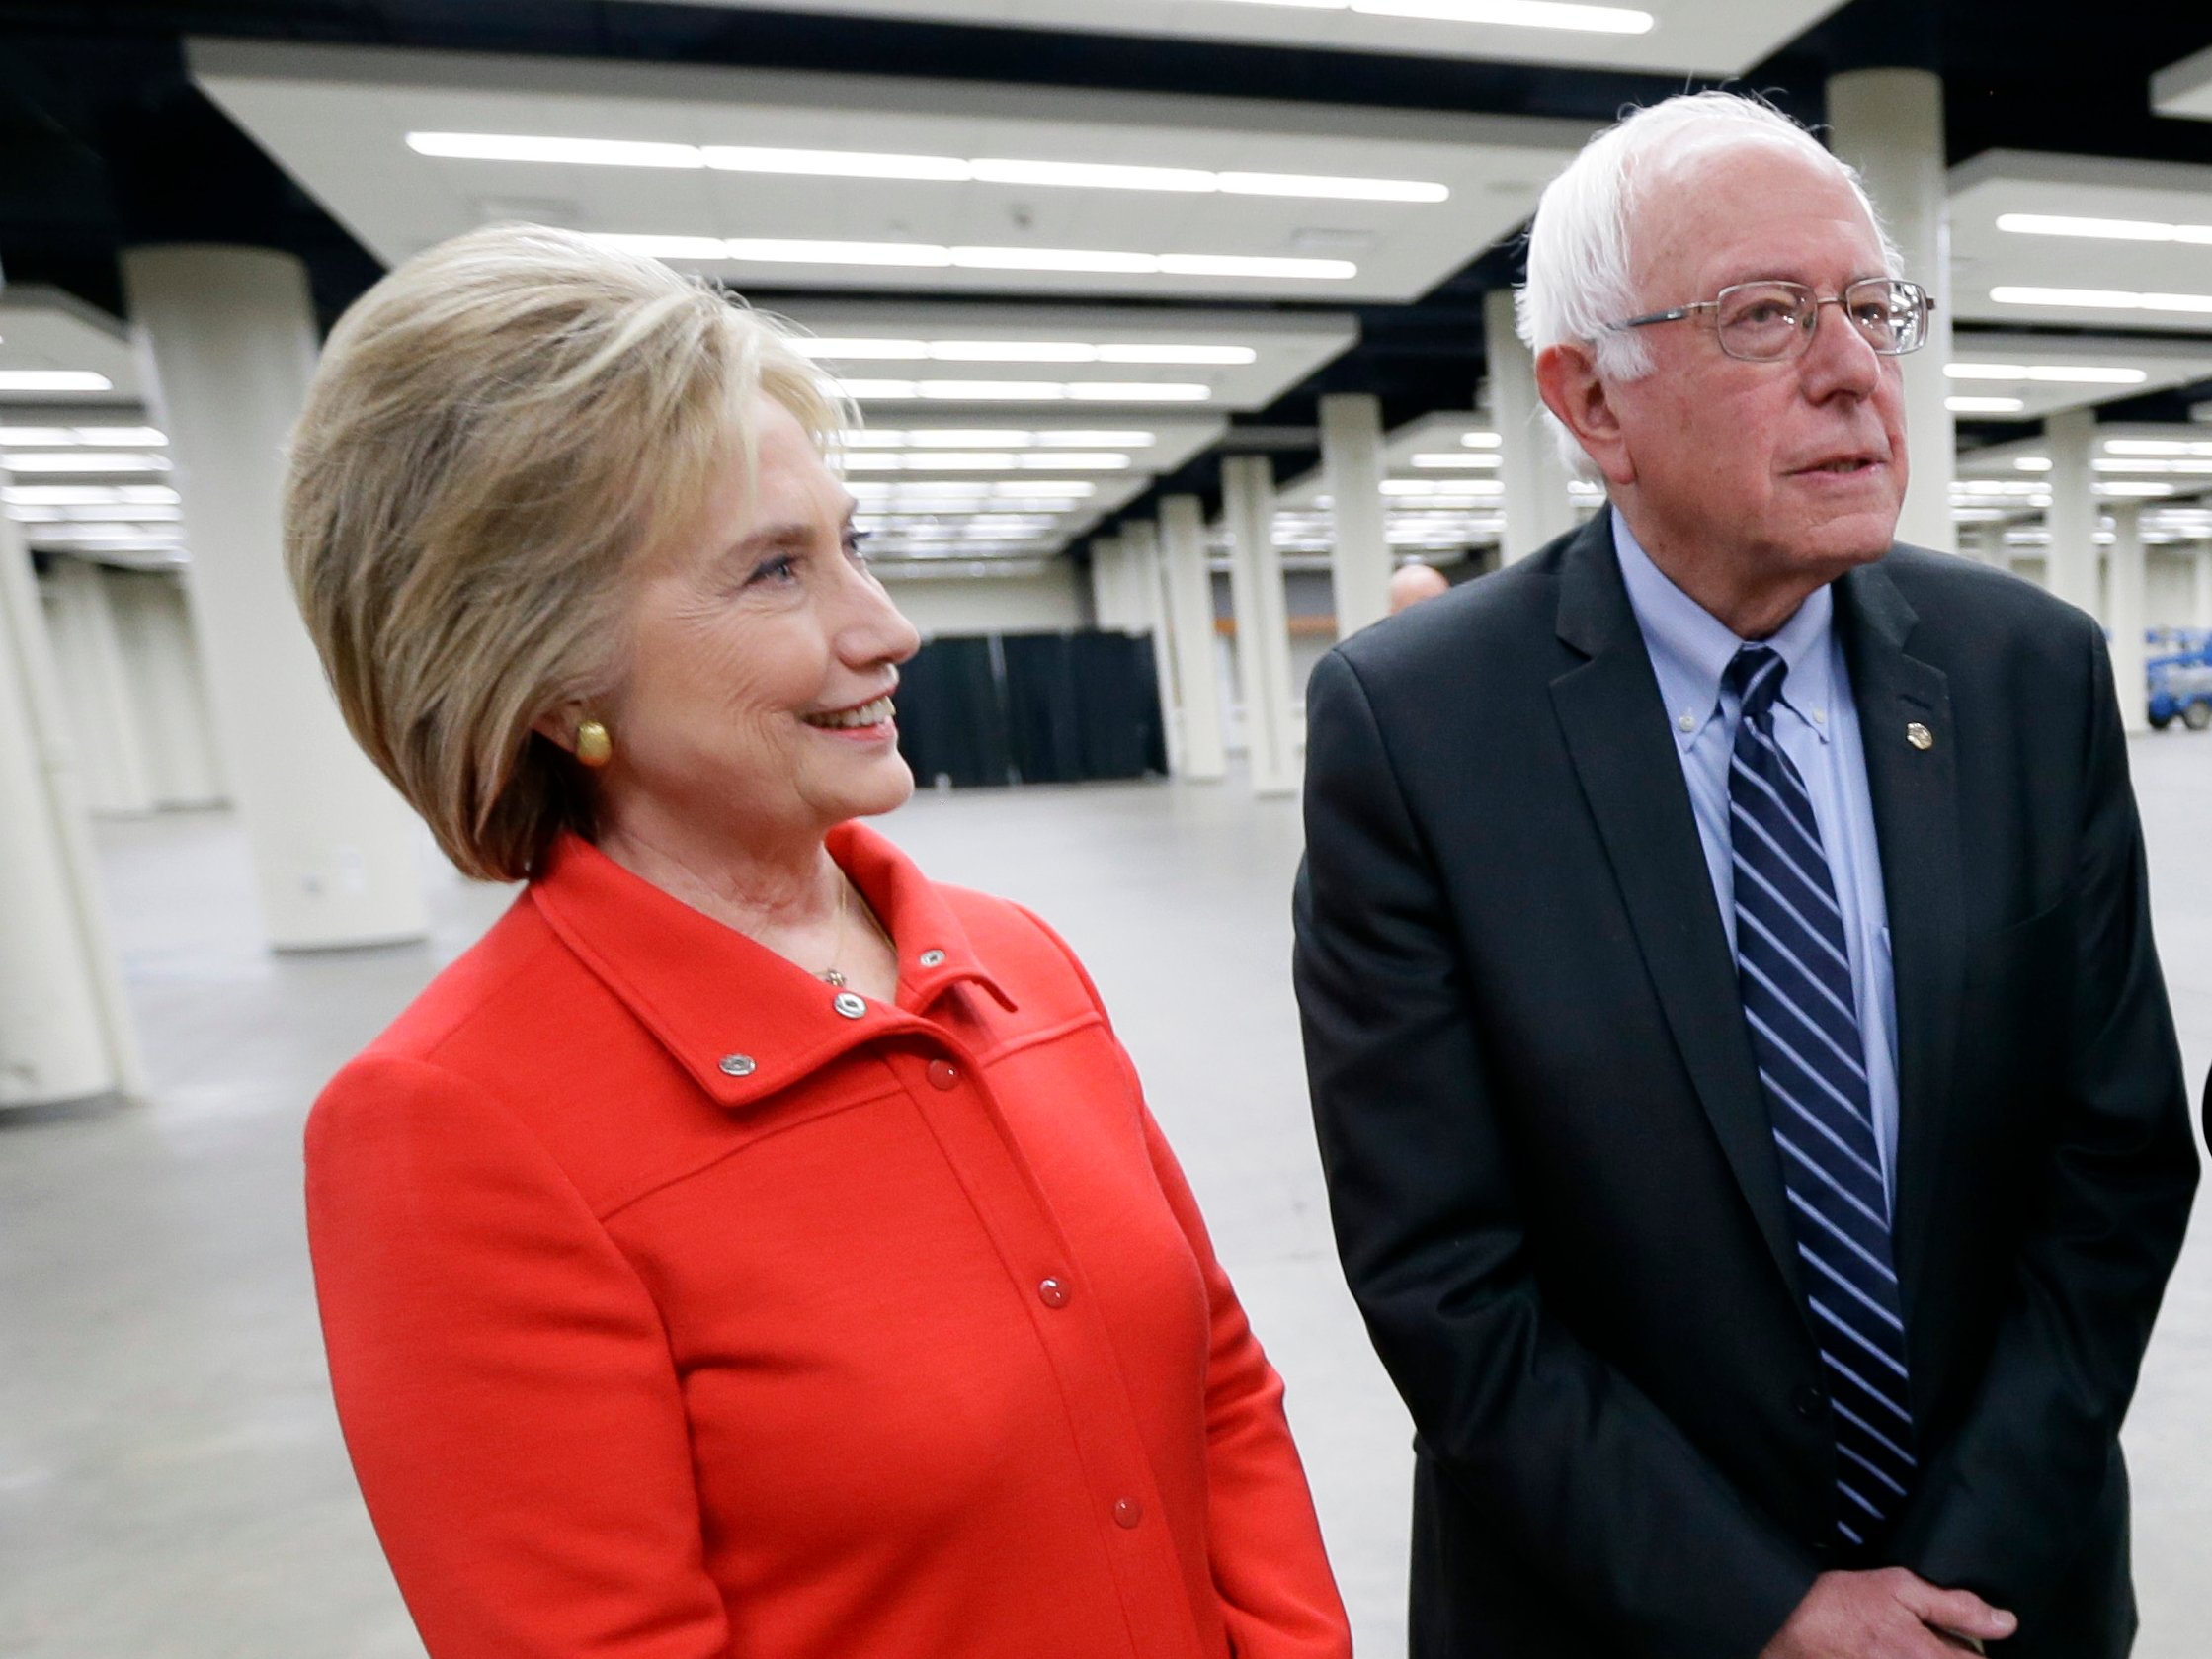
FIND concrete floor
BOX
[3,730,2208,1658]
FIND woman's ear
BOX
[531,706,585,756]
[1535,341,1635,489]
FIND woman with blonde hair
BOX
[285,223,1348,1659]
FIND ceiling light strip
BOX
[409,132,1445,203]
[594,233,1354,280]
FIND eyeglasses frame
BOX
[1609,277,1936,362]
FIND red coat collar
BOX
[530,822,1014,1109]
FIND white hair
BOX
[1513,91,1899,477]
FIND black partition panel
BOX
[893,634,1011,788]
[897,629,1166,789]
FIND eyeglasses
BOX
[1610,278,1934,362]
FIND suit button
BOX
[1037,1277,1070,1308]
[926,1059,959,1091]
[1791,1385,1828,1423]
[1112,1497,1143,1529]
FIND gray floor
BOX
[3,731,2208,1658]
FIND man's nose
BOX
[1800,300,1883,397]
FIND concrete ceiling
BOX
[190,40,1595,306]
[598,0,1852,77]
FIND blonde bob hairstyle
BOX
[285,222,845,883]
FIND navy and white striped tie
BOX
[1725,645,1917,1550]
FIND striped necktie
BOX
[1724,644,1917,1550]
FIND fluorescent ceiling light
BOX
[1945,396,2027,414]
[734,238,957,267]
[0,427,75,445]
[1067,383,1211,401]
[836,379,1210,403]
[1352,0,1653,30]
[1208,0,1650,29]
[408,132,702,168]
[1996,212,2212,245]
[2093,456,2212,474]
[1990,286,2212,315]
[413,131,1446,204]
[0,371,114,393]
[3,484,178,506]
[845,428,1157,449]
[1460,432,1503,448]
[918,381,1066,401]
[2103,438,2212,456]
[2013,456,2054,471]
[802,338,933,361]
[597,234,1354,281]
[1411,452,1503,467]
[804,338,1253,365]
[74,426,166,446]
[2099,481,2174,496]
[1944,363,2149,385]
[970,159,1214,193]
[2,452,171,473]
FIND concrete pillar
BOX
[1319,392,1391,637]
[123,245,427,950]
[107,569,226,808]
[1159,495,1227,782]
[1487,288,1576,564]
[2043,409,2099,619]
[0,494,144,1106]
[1827,69,1955,554]
[2194,544,2212,629]
[41,556,155,815]
[1121,519,1183,775]
[2107,503,2149,734]
[1220,456,1296,796]
[1088,536,1123,629]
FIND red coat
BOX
[305,822,1352,1659]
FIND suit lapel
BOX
[1547,518,1804,1300]
[1836,559,1963,1358]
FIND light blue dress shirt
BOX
[1612,509,1902,1204]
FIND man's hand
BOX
[1761,1569,2017,1658]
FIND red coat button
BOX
[926,1060,959,1091]
[1112,1497,1143,1530]
[1037,1277,1070,1308]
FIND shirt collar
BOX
[529,821,1014,1111]
[1612,507,1838,748]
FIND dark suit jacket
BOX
[1294,515,2199,1659]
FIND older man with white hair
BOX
[1296,92,2196,1659]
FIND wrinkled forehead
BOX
[1624,132,1887,294]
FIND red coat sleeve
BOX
[1011,905,1352,1659]
[1139,1107,1354,1659]
[304,1053,729,1658]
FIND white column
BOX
[0,493,144,1106]
[107,569,226,807]
[1220,456,1296,797]
[1319,392,1391,637]
[1120,520,1182,776]
[1827,69,1955,555]
[2043,409,2099,618]
[41,555,155,815]
[1159,495,1227,782]
[2194,544,2212,629]
[1087,536,1122,629]
[123,245,427,950]
[1486,288,1576,564]
[2107,503,2149,734]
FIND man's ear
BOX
[1535,341,1634,489]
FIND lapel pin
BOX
[1906,721,1933,751]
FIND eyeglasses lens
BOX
[1716,280,1926,360]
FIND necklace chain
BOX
[815,873,894,986]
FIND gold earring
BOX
[574,718,613,768]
